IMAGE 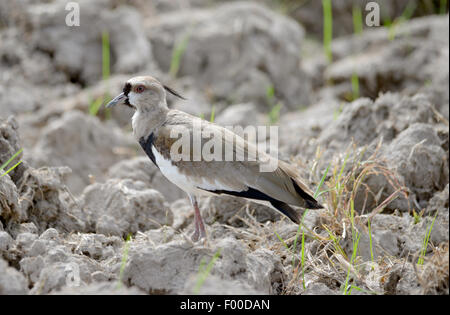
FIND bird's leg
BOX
[192,211,200,242]
[190,195,206,242]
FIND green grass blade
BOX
[388,1,417,41]
[350,198,356,231]
[368,218,374,263]
[440,0,448,14]
[352,5,363,35]
[209,105,215,123]
[343,231,360,295]
[89,96,104,116]
[388,23,397,41]
[170,32,191,78]
[266,85,282,124]
[401,1,417,20]
[100,31,112,119]
[383,15,392,28]
[324,225,346,258]
[1,160,22,178]
[322,0,333,62]
[300,230,306,289]
[417,212,438,265]
[351,72,360,100]
[268,103,282,125]
[116,234,132,289]
[315,164,331,198]
[316,187,336,198]
[1,148,23,171]
[266,85,275,101]
[292,164,330,266]
[275,231,289,250]
[193,249,221,294]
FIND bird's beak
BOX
[106,92,127,108]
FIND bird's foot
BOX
[191,229,200,242]
[191,228,207,243]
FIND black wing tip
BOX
[290,178,324,210]
[201,186,323,223]
[270,201,301,224]
[273,199,323,224]
[306,199,324,210]
[202,187,303,224]
[163,85,187,100]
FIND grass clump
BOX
[415,243,449,294]
[317,145,406,294]
[281,143,406,294]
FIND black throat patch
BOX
[139,133,158,168]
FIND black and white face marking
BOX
[122,82,134,108]
[127,82,166,111]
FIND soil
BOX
[0,0,448,295]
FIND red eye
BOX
[136,85,145,93]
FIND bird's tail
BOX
[270,200,302,224]
[270,197,322,224]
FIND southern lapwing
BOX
[106,76,322,241]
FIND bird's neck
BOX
[132,106,168,141]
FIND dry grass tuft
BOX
[214,141,445,295]
[415,243,449,295]
[282,142,409,294]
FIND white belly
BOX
[151,146,197,195]
[151,146,237,197]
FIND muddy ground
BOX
[0,0,449,295]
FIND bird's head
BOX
[106,76,185,112]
